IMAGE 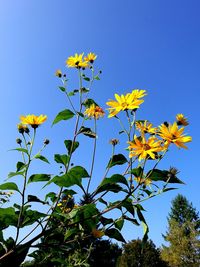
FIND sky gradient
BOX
[0,0,199,247]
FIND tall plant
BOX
[0,52,192,266]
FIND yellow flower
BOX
[136,120,157,135]
[106,89,146,118]
[55,69,62,77]
[66,53,89,69]
[92,229,104,238]
[20,114,47,129]
[158,122,192,149]
[84,52,97,63]
[128,135,163,161]
[176,114,189,126]
[134,176,152,186]
[84,104,105,119]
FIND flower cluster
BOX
[84,104,105,119]
[66,52,97,69]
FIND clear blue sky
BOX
[0,0,199,248]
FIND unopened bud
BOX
[16,138,22,145]
[44,139,50,145]
[109,138,119,146]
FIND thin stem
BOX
[86,118,97,194]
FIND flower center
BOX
[143,144,151,150]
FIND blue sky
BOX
[0,0,199,248]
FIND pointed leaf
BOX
[105,228,125,242]
[54,154,69,165]
[52,109,75,126]
[64,140,79,155]
[27,195,46,204]
[147,169,184,184]
[10,148,28,155]
[16,161,26,172]
[107,154,127,168]
[78,126,96,138]
[28,174,51,184]
[0,182,20,193]
[34,154,49,164]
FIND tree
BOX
[118,239,169,267]
[161,195,200,267]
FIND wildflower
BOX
[55,69,62,78]
[66,53,89,69]
[128,135,163,161]
[84,104,105,119]
[176,114,189,126]
[20,114,47,129]
[106,89,146,118]
[84,52,97,63]
[17,124,30,134]
[158,122,192,149]
[136,120,157,135]
[92,229,104,238]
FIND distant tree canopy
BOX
[161,194,200,267]
[118,239,169,267]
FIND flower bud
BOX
[44,139,50,145]
[16,138,22,145]
[109,138,119,146]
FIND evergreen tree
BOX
[118,239,169,267]
[161,195,200,267]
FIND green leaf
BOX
[65,229,78,240]
[28,174,51,184]
[45,192,57,202]
[130,166,143,177]
[10,148,28,155]
[122,198,135,216]
[77,112,84,117]
[107,154,128,168]
[22,210,46,227]
[95,183,123,195]
[115,218,124,230]
[0,182,20,193]
[100,216,113,226]
[83,77,90,81]
[76,204,99,230]
[147,169,184,184]
[7,171,24,179]
[0,208,18,230]
[100,174,128,188]
[68,166,89,179]
[68,91,75,96]
[52,109,75,126]
[162,187,177,192]
[123,215,140,226]
[34,154,49,164]
[59,86,66,92]
[83,98,98,108]
[27,195,46,204]
[50,173,81,188]
[94,75,100,80]
[16,161,26,171]
[78,126,96,138]
[135,205,149,242]
[54,154,69,165]
[105,228,125,242]
[64,140,79,155]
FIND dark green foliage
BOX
[118,239,169,267]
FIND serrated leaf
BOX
[64,140,79,155]
[54,154,69,166]
[0,182,20,193]
[78,126,96,138]
[34,154,49,164]
[28,174,51,184]
[107,154,128,168]
[105,228,125,242]
[52,109,75,126]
